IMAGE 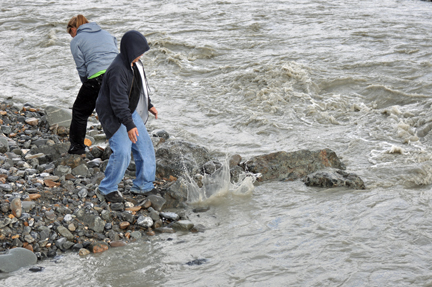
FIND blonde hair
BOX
[67,14,89,33]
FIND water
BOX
[2,0,432,285]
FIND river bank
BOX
[0,99,363,273]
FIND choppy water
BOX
[2,0,432,286]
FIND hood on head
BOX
[120,30,150,66]
[77,22,102,33]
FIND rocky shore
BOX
[0,100,365,272]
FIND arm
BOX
[70,41,87,83]
[108,71,136,132]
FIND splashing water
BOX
[185,156,257,204]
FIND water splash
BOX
[185,156,257,205]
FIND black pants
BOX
[69,75,103,151]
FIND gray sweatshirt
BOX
[70,22,118,82]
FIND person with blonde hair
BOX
[66,14,118,154]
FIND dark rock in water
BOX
[0,247,37,272]
[303,169,366,189]
[152,129,170,140]
[186,258,207,266]
[29,266,44,272]
[245,149,345,183]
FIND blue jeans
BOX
[98,111,156,195]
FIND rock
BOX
[22,201,35,212]
[88,241,109,253]
[0,218,11,228]
[155,227,175,233]
[44,106,72,127]
[152,129,170,140]
[78,248,90,256]
[160,212,180,221]
[11,197,22,218]
[147,194,166,211]
[109,241,127,248]
[72,164,89,177]
[155,140,213,179]
[303,169,366,189]
[130,231,142,240]
[171,220,194,231]
[57,226,74,241]
[191,224,206,233]
[54,165,72,176]
[136,216,153,228]
[162,177,188,208]
[0,247,38,272]
[29,266,44,272]
[229,154,242,168]
[119,221,130,230]
[245,149,345,183]
[186,258,207,266]
[76,212,105,233]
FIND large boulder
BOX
[155,140,213,180]
[245,149,345,183]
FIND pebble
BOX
[10,197,22,218]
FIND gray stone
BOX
[57,225,74,240]
[148,207,160,221]
[155,140,213,179]
[160,212,180,221]
[171,220,194,231]
[0,247,37,272]
[0,184,12,192]
[78,188,88,199]
[136,215,153,228]
[162,177,188,209]
[54,165,72,176]
[44,106,72,127]
[72,164,89,177]
[245,149,346,183]
[0,218,11,228]
[147,194,166,211]
[152,129,170,140]
[303,169,366,189]
[130,231,142,240]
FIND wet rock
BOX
[155,227,175,233]
[186,258,207,266]
[110,203,124,212]
[229,154,242,168]
[88,241,109,253]
[130,231,142,240]
[191,224,206,233]
[155,140,213,179]
[110,241,127,248]
[160,212,180,221]
[171,220,194,231]
[29,266,44,272]
[78,248,90,256]
[245,149,345,183]
[162,178,188,208]
[303,169,366,189]
[152,129,170,140]
[0,247,38,272]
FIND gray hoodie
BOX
[70,22,118,82]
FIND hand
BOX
[128,127,139,143]
[149,107,158,119]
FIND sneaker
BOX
[130,187,159,196]
[104,191,124,203]
[68,144,86,155]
